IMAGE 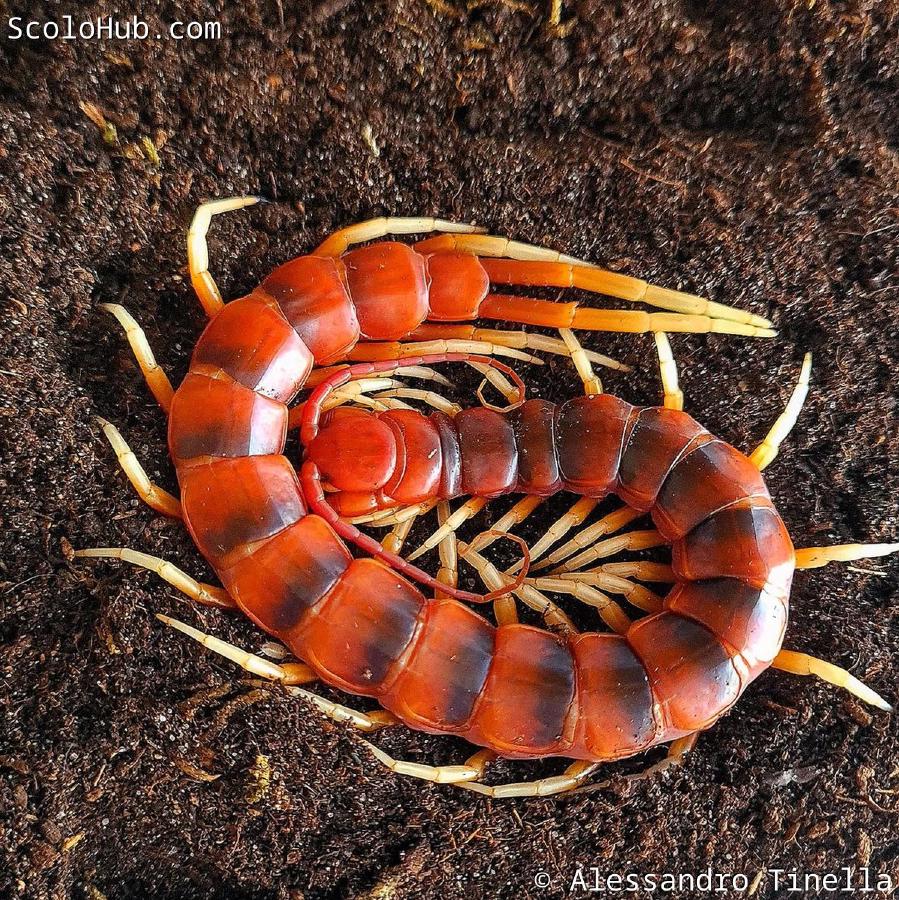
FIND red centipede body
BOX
[163,236,796,764]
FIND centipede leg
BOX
[772,649,892,711]
[406,498,488,562]
[542,524,661,575]
[314,216,485,257]
[458,760,600,798]
[654,332,684,411]
[95,417,183,518]
[415,236,772,330]
[100,304,175,412]
[436,500,459,598]
[794,542,899,570]
[408,324,629,372]
[463,496,544,558]
[187,196,263,317]
[559,328,602,395]
[156,615,400,727]
[527,504,644,573]
[459,541,575,632]
[506,497,598,575]
[75,548,235,610]
[361,740,485,786]
[750,353,812,470]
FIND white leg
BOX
[654,332,683,410]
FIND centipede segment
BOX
[78,198,895,798]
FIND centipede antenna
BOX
[99,304,175,411]
[94,417,183,518]
[751,352,812,470]
[794,542,899,570]
[773,649,892,712]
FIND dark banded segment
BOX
[628,611,743,733]
[343,243,429,340]
[178,455,305,564]
[192,294,313,401]
[474,624,576,756]
[380,409,443,504]
[572,634,658,760]
[671,499,795,587]
[618,407,710,510]
[456,407,518,497]
[298,559,425,696]
[666,578,788,673]
[259,256,360,365]
[557,395,635,495]
[168,373,287,463]
[384,598,495,731]
[432,411,462,498]
[511,399,562,495]
[653,440,770,540]
[220,515,352,636]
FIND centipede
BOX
[78,197,896,798]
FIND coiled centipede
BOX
[78,197,896,798]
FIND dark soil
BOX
[1,1,897,898]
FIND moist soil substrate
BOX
[1,2,898,898]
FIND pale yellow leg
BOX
[353,338,541,366]
[751,353,812,469]
[546,529,665,576]
[375,388,461,416]
[559,328,602,394]
[187,196,263,317]
[95,417,182,518]
[534,507,648,572]
[436,501,459,598]
[469,361,523,408]
[794,543,899,570]
[456,327,628,372]
[381,516,416,556]
[463,496,544,559]
[773,649,892,711]
[459,542,575,632]
[100,304,174,411]
[315,216,485,257]
[506,497,598,574]
[406,498,488,562]
[157,614,399,727]
[654,332,683,410]
[75,547,233,609]
[587,561,675,582]
[530,573,662,614]
[458,759,600,798]
[156,614,314,683]
[521,577,632,634]
[361,739,484,785]
[321,378,400,412]
[414,232,772,329]
[348,500,437,527]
